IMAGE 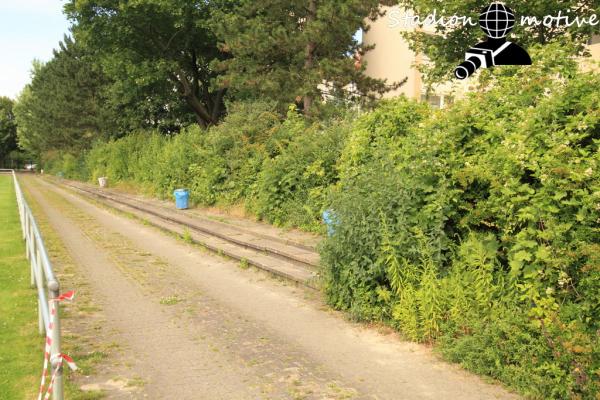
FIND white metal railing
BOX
[2,169,66,400]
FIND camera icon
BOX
[454,2,531,80]
[455,43,511,79]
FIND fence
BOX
[1,169,68,400]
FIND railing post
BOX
[31,261,36,288]
[38,298,44,336]
[30,240,37,288]
[24,213,29,256]
[48,282,63,400]
[16,178,25,236]
[33,248,46,335]
[28,222,36,282]
[29,218,35,261]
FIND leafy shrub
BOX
[337,97,430,181]
[80,101,281,205]
[322,44,600,399]
[71,101,352,232]
[45,150,89,181]
[251,110,351,231]
[188,100,281,205]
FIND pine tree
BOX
[215,0,399,115]
[14,37,116,155]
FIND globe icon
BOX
[479,2,515,39]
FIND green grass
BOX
[0,175,41,399]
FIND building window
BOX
[421,94,453,109]
[421,94,441,108]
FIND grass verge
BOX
[0,175,40,399]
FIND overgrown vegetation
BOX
[46,101,349,232]
[322,44,600,399]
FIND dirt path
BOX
[23,176,519,400]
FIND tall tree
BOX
[214,0,399,115]
[65,0,233,128]
[397,0,600,82]
[0,97,18,167]
[14,37,116,155]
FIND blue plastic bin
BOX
[173,189,190,210]
[322,209,337,236]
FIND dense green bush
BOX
[45,150,89,181]
[186,101,282,205]
[48,101,354,232]
[322,44,599,399]
[47,101,347,230]
[50,101,280,203]
[251,109,352,231]
[337,97,430,181]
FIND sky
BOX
[0,1,71,99]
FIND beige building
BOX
[362,6,600,108]
[584,34,600,68]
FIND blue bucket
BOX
[322,209,337,236]
[173,189,190,210]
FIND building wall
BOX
[587,34,600,67]
[361,6,422,99]
[361,6,465,107]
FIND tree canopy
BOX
[14,37,116,156]
[65,0,235,128]
[215,0,398,114]
[0,97,18,167]
[11,0,600,158]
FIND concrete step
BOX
[50,178,321,289]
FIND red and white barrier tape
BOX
[37,290,77,400]
[43,354,77,400]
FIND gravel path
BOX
[23,176,520,400]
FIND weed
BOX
[126,376,146,388]
[159,295,182,306]
[181,228,193,244]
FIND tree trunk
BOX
[171,70,214,128]
[303,0,317,115]
[211,88,227,122]
[184,93,212,128]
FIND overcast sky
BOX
[0,1,70,99]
